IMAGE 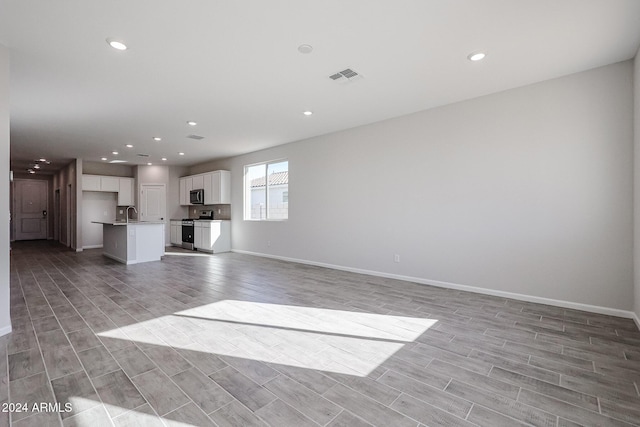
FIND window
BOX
[244,160,288,220]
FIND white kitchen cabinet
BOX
[101,176,120,192]
[180,171,230,206]
[192,174,204,191]
[179,176,194,206]
[170,220,182,246]
[83,175,134,206]
[179,178,187,206]
[82,175,101,191]
[203,171,230,204]
[194,221,203,249]
[118,178,134,206]
[193,220,230,253]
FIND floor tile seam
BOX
[126,364,197,418]
[385,372,480,420]
[17,290,66,427]
[320,408,346,427]
[333,378,424,424]
[389,390,473,426]
[467,402,544,427]
[254,397,323,427]
[514,386,636,426]
[526,351,600,375]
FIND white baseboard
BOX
[0,325,12,337]
[232,249,637,321]
[82,245,103,249]
[633,312,640,330]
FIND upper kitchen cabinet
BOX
[118,178,134,206]
[179,170,230,205]
[204,170,230,204]
[101,176,120,192]
[83,174,124,192]
[179,177,193,205]
[82,174,134,205]
[192,174,204,191]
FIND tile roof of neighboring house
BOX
[250,171,288,188]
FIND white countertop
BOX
[92,221,166,226]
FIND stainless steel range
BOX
[181,219,195,250]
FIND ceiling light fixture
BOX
[178,152,185,156]
[161,157,167,161]
[153,137,162,141]
[33,164,40,169]
[27,169,35,174]
[187,121,197,126]
[106,38,127,51]
[112,151,119,155]
[147,162,152,166]
[101,157,108,161]
[125,144,133,148]
[467,51,486,61]
[303,111,313,116]
[38,158,46,162]
[298,44,313,54]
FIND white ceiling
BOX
[2,0,640,175]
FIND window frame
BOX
[243,159,289,221]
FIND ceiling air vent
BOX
[329,68,363,84]
[137,153,150,157]
[187,134,205,140]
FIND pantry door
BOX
[139,184,166,222]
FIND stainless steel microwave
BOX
[190,189,204,204]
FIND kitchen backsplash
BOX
[188,204,231,220]
[115,206,138,221]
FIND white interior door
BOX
[14,179,48,240]
[139,184,166,222]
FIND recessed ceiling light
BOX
[101,157,108,161]
[153,137,162,141]
[125,144,133,148]
[112,151,119,155]
[303,111,313,116]
[38,158,46,162]
[33,164,40,169]
[27,169,35,174]
[467,51,486,61]
[106,38,127,51]
[178,152,185,156]
[298,44,313,54]
[147,162,152,166]
[187,121,197,126]
[161,157,167,161]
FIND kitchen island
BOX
[92,221,165,264]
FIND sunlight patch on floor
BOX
[98,300,438,376]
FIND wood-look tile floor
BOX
[1,240,639,427]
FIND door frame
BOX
[13,179,49,241]
[139,183,167,221]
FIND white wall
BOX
[0,45,11,335]
[217,61,634,312]
[81,191,117,248]
[634,49,640,325]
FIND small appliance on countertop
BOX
[197,210,214,220]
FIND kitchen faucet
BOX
[126,206,137,224]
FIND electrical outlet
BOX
[394,254,400,263]
[119,209,123,214]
